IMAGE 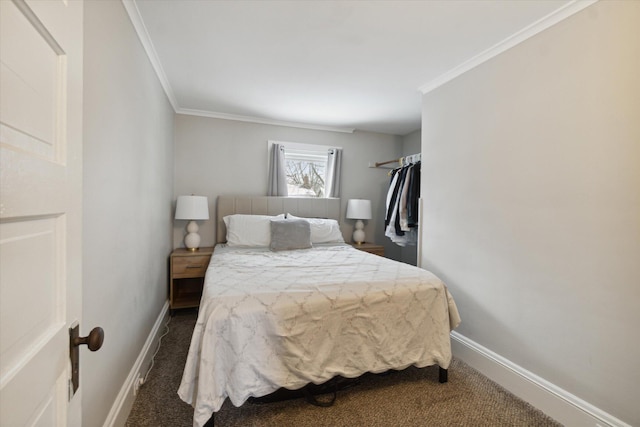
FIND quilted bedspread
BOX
[178,244,460,427]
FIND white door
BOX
[0,0,84,425]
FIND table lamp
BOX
[175,195,209,251]
[346,199,372,244]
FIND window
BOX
[284,146,328,197]
[268,141,342,198]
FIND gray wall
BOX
[83,1,174,426]
[173,115,406,259]
[420,1,639,425]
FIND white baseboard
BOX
[103,301,170,427]
[451,331,631,427]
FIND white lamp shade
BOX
[346,199,372,220]
[175,195,209,220]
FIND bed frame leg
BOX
[439,367,448,383]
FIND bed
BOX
[178,196,461,427]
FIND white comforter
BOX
[178,244,460,427]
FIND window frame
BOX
[267,140,340,198]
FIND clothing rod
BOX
[402,153,421,165]
[370,153,421,169]
[374,158,400,167]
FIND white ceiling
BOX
[128,0,585,135]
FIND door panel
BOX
[0,329,67,426]
[0,0,65,162]
[1,216,64,377]
[0,0,83,425]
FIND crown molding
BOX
[118,2,356,134]
[177,108,356,134]
[123,0,596,132]
[122,0,179,111]
[419,0,598,94]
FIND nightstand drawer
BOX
[169,247,213,313]
[172,255,210,277]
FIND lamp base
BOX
[352,220,365,244]
[184,220,201,251]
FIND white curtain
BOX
[325,148,342,198]
[268,143,288,196]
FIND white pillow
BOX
[224,214,285,247]
[286,214,345,244]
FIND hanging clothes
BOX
[385,160,420,246]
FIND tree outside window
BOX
[284,148,327,197]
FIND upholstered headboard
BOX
[216,196,343,243]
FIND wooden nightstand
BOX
[169,247,213,313]
[350,242,385,257]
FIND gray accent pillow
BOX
[270,219,312,251]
